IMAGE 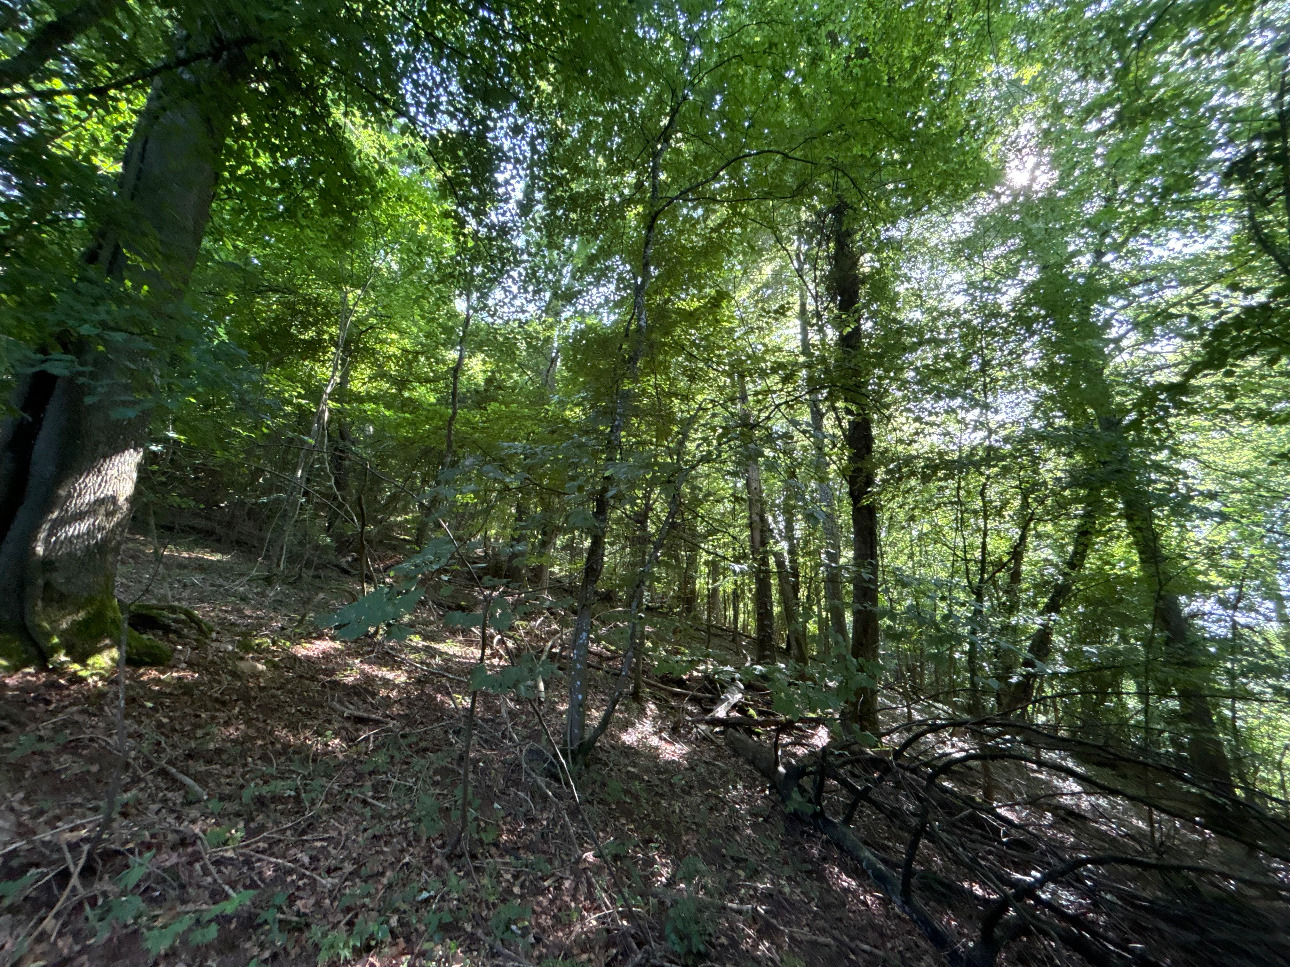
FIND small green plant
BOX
[415,790,444,837]
[311,916,390,964]
[489,901,531,942]
[664,896,712,963]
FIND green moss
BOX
[237,635,273,654]
[125,629,172,666]
[35,595,171,668]
[58,594,123,665]
[0,630,41,673]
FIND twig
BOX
[242,849,333,887]
[0,816,98,858]
[328,700,394,726]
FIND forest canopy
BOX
[2,0,1290,965]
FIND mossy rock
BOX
[79,630,173,673]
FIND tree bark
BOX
[0,39,244,668]
[799,285,847,647]
[739,377,776,662]
[564,97,681,756]
[830,205,880,731]
[0,0,121,90]
[997,494,1100,715]
[1104,416,1235,795]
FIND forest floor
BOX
[0,534,941,967]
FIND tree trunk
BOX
[830,206,880,732]
[0,0,121,90]
[706,557,719,654]
[769,521,808,661]
[565,101,679,756]
[799,285,847,647]
[0,40,243,669]
[997,493,1100,715]
[766,488,808,661]
[1105,417,1235,795]
[739,378,776,662]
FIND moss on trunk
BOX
[1,593,171,672]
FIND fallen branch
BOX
[725,729,969,967]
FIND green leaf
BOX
[317,584,424,639]
[143,913,196,955]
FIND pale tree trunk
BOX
[766,485,808,661]
[798,285,847,647]
[738,377,776,662]
[706,557,719,654]
[277,268,374,569]
[768,512,808,661]
[0,41,244,668]
[628,493,651,701]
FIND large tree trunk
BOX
[830,206,880,732]
[0,42,243,669]
[1104,417,1235,795]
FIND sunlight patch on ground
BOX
[619,707,690,762]
[294,638,344,658]
[343,662,408,684]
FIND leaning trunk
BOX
[1107,423,1235,795]
[0,43,242,668]
[998,493,1100,715]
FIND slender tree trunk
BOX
[799,285,847,647]
[565,101,680,755]
[277,269,373,569]
[769,516,808,661]
[731,582,742,655]
[998,493,1100,715]
[706,557,719,655]
[829,206,880,731]
[679,517,698,616]
[629,493,651,701]
[739,378,776,662]
[532,507,560,593]
[0,37,244,668]
[443,294,472,472]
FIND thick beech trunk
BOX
[1105,422,1235,794]
[0,44,242,669]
